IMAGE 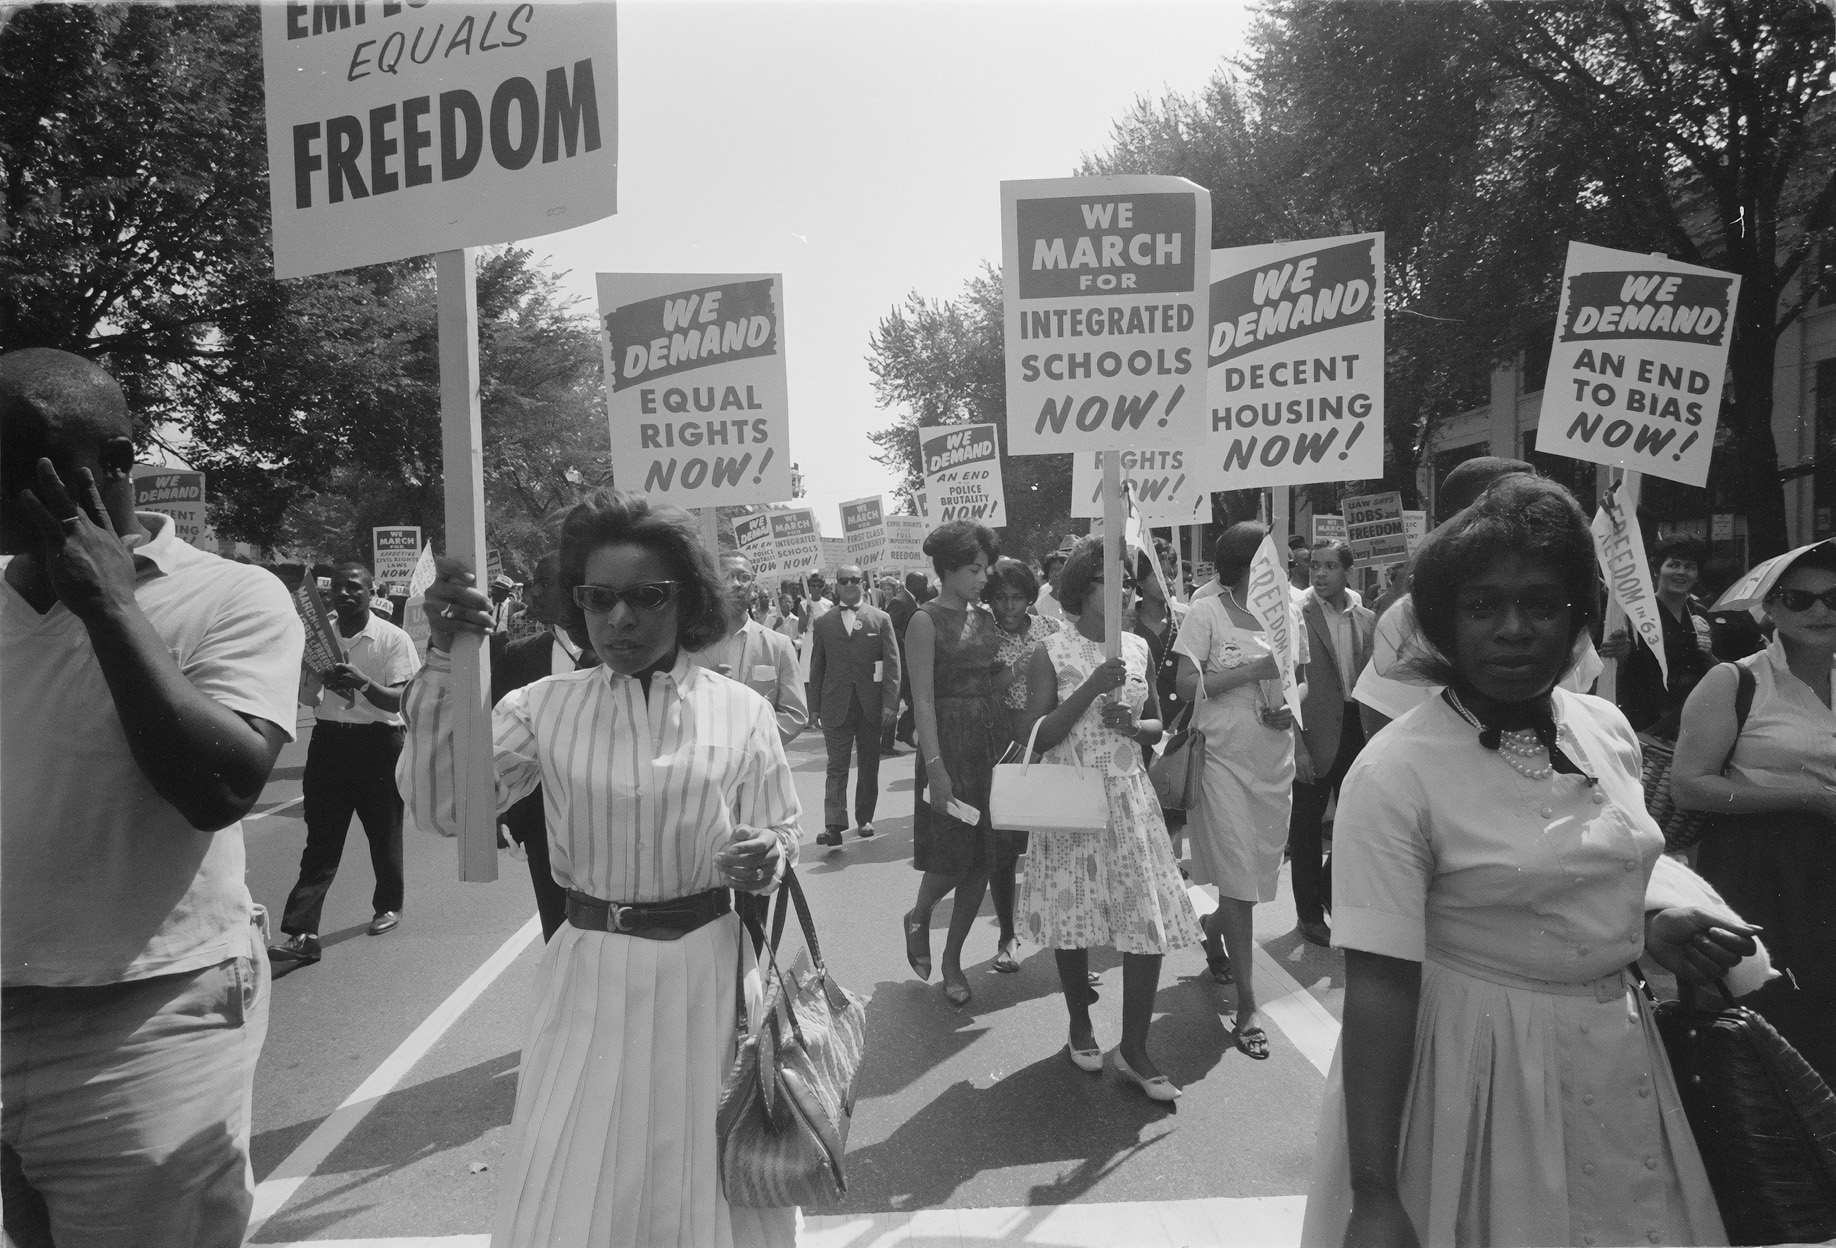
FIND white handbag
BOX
[989,717,1108,837]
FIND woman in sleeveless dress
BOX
[1018,538,1202,1099]
[903,520,1010,1007]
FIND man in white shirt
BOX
[688,553,807,745]
[1,350,304,1247]
[269,561,421,965]
[1035,551,1069,619]
[809,564,901,845]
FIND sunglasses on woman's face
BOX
[1770,586,1836,613]
[572,581,681,614]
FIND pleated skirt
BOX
[492,914,799,1248]
[1300,959,1726,1248]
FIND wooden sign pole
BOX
[1102,453,1124,661]
[1596,467,1641,704]
[436,248,498,883]
[698,507,721,560]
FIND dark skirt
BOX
[913,694,1009,874]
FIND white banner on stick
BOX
[1591,475,1667,689]
[1001,175,1211,453]
[1245,534,1304,727]
[1195,234,1384,491]
[1070,449,1208,525]
[1537,242,1739,488]
[919,423,1007,526]
[768,507,821,573]
[1343,490,1408,567]
[840,496,889,573]
[261,4,618,279]
[597,273,792,506]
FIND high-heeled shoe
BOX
[1107,1048,1181,1101]
[942,969,971,1007]
[1065,1038,1103,1073]
[903,909,931,981]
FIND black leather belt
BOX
[564,887,731,940]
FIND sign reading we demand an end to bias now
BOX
[920,424,1007,525]
[1196,234,1384,490]
[1001,176,1211,453]
[261,3,618,278]
[597,274,793,507]
[1538,242,1740,488]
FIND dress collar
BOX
[605,648,696,701]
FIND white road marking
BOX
[244,915,542,1242]
[245,796,304,822]
[1185,885,1340,1076]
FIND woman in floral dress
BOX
[1018,538,1203,1100]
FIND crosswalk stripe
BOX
[1185,884,1340,1076]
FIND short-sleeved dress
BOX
[1172,595,1304,902]
[991,614,1060,853]
[912,601,1009,875]
[1300,688,1726,1248]
[1017,631,1203,955]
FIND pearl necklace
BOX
[1446,691,1556,781]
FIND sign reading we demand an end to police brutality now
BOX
[1001,176,1211,453]
[597,274,793,507]
[1198,234,1384,490]
[262,4,618,279]
[920,424,1007,526]
[1538,242,1740,488]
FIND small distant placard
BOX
[1343,491,1408,566]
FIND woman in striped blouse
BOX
[402,490,801,1248]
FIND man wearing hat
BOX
[488,574,521,634]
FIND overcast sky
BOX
[519,0,1257,533]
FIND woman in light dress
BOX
[1018,538,1203,1099]
[406,490,800,1248]
[1305,475,1758,1248]
[1173,521,1304,1060]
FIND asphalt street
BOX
[245,710,1347,1245]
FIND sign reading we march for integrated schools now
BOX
[261,4,618,278]
[1002,176,1211,453]
[1070,450,1208,525]
[920,424,1007,525]
[598,273,793,507]
[1537,242,1740,488]
[768,507,821,573]
[1196,234,1384,491]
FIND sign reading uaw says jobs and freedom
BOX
[597,273,793,507]
[261,4,618,278]
[1001,176,1211,453]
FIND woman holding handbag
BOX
[1017,537,1203,1100]
[404,490,800,1248]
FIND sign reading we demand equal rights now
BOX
[1538,242,1739,488]
[598,274,793,507]
[261,4,619,279]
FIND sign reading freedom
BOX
[261,3,619,278]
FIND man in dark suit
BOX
[491,552,595,941]
[809,564,902,847]
[885,571,924,751]
[1289,539,1376,946]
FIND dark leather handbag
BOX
[1643,976,1836,1245]
[1149,698,1204,812]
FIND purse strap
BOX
[730,866,820,1051]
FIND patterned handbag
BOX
[716,869,865,1208]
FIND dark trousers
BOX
[823,694,881,831]
[1289,703,1365,925]
[282,722,405,935]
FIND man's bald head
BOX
[0,349,139,554]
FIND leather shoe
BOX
[816,829,843,847]
[368,911,400,936]
[1297,919,1331,947]
[855,822,875,839]
[268,933,321,964]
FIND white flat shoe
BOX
[1108,1048,1181,1101]
[1065,1041,1103,1073]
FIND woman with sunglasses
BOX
[1018,538,1202,1098]
[1303,476,1756,1248]
[1672,542,1836,1083]
[402,490,800,1248]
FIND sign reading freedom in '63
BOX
[261,4,618,279]
[596,273,792,507]
[920,424,1007,526]
[1196,234,1384,491]
[1537,242,1739,488]
[1002,176,1211,453]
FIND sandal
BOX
[904,909,932,981]
[1233,1024,1270,1061]
[991,938,1021,974]
[1204,950,1234,985]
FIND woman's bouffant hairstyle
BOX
[556,489,730,651]
[924,519,999,576]
[982,556,1039,605]
[1212,522,1267,587]
[1056,536,1108,615]
[1410,474,1598,686]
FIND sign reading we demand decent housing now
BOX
[262,4,619,279]
[598,274,793,507]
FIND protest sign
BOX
[841,496,888,573]
[1195,234,1384,492]
[884,515,929,576]
[920,423,1007,526]
[914,489,930,520]
[291,577,345,679]
[1069,449,1208,525]
[405,541,437,598]
[1343,491,1408,566]
[768,507,821,574]
[1311,513,1346,544]
[486,548,503,583]
[1591,474,1667,689]
[1001,175,1211,454]
[820,537,849,577]
[1536,242,1739,488]
[261,4,618,279]
[1403,511,1426,553]
[1244,534,1304,727]
[373,526,422,586]
[733,512,781,583]
[596,272,792,506]
[131,467,207,547]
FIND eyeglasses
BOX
[572,581,680,614]
[835,576,863,585]
[1456,593,1572,624]
[1769,586,1836,613]
[724,568,755,585]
